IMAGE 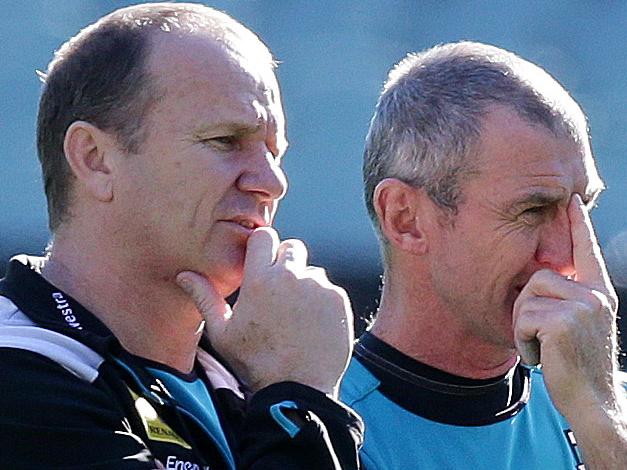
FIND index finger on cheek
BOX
[568,194,611,290]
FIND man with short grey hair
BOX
[0,3,362,468]
[341,41,626,469]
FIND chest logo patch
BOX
[133,393,192,450]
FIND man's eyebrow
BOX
[512,187,603,210]
[513,190,568,208]
[195,120,263,136]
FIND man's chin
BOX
[217,267,243,298]
[193,258,244,300]
[213,272,244,300]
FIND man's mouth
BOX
[226,215,268,231]
[235,219,256,230]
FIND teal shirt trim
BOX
[148,367,236,470]
[269,400,301,438]
[341,358,584,470]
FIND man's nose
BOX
[237,150,288,201]
[535,208,575,277]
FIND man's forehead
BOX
[146,32,282,116]
[147,31,278,94]
[490,153,603,207]
[474,106,603,203]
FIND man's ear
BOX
[63,121,116,202]
[374,178,429,255]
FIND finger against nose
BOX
[568,194,609,289]
[245,227,280,272]
[520,269,581,300]
[276,238,308,268]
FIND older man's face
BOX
[427,105,602,349]
[112,33,288,297]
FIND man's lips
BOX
[221,215,268,231]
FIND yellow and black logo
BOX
[130,389,192,449]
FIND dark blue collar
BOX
[0,255,116,354]
[355,331,530,426]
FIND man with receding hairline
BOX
[341,42,626,469]
[0,3,362,468]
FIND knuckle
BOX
[512,296,524,315]
[310,282,346,304]
[328,284,348,302]
[560,308,582,330]
[275,241,308,267]
[277,266,300,284]
[513,296,539,317]
[581,289,611,313]
[587,291,604,311]
[280,238,307,254]
[307,265,329,280]
[607,290,619,313]
[328,287,352,312]
[302,275,327,293]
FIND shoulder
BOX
[0,346,114,421]
[0,346,145,464]
[0,297,116,423]
[0,293,119,425]
[0,296,104,382]
[0,311,153,467]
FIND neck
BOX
[371,271,518,379]
[42,233,205,373]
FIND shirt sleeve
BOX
[0,347,158,469]
[237,381,364,470]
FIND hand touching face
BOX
[177,228,354,397]
[513,194,618,415]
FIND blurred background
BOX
[1,0,625,359]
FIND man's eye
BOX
[523,206,545,215]
[519,206,552,224]
[203,136,238,150]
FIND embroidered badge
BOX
[131,390,192,449]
